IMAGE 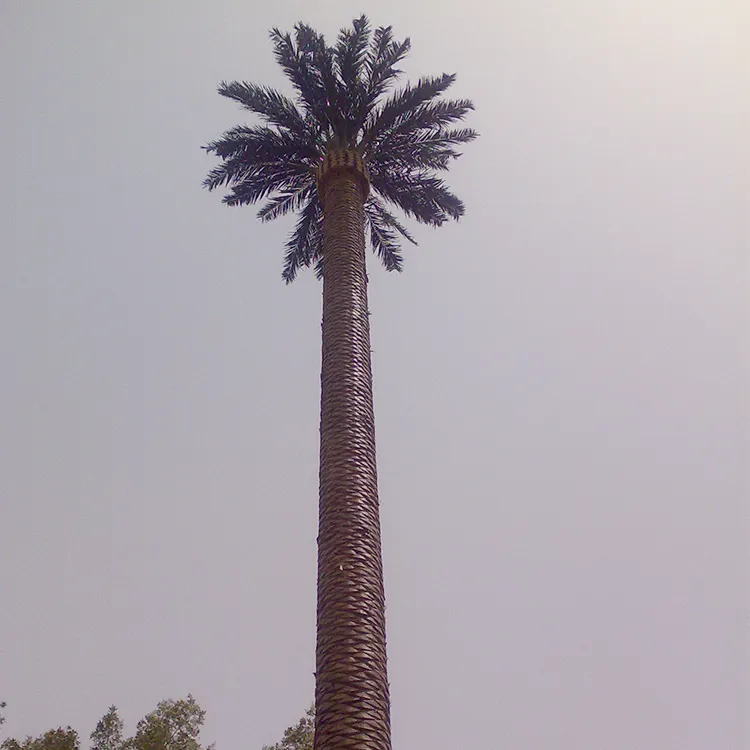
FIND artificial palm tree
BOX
[204,16,476,750]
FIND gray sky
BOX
[1,1,747,748]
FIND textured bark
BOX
[314,169,391,750]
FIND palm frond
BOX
[314,257,325,280]
[216,81,313,142]
[381,98,475,141]
[307,30,347,144]
[361,73,457,149]
[366,194,418,245]
[282,195,324,283]
[333,15,370,133]
[336,15,371,82]
[270,27,330,129]
[424,127,479,145]
[257,183,316,222]
[203,124,317,164]
[364,197,417,272]
[366,210,404,272]
[290,22,362,146]
[363,28,411,111]
[370,167,465,226]
[369,127,479,172]
[372,138,452,171]
[203,152,308,192]
[203,125,317,204]
[205,16,477,282]
[219,168,311,207]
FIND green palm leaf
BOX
[204,15,476,281]
[282,195,323,283]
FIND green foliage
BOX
[262,707,313,750]
[204,15,477,282]
[123,697,206,750]
[90,707,123,750]
[1,728,79,750]
[1,698,208,750]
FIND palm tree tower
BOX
[204,16,476,750]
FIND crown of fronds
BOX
[204,15,477,282]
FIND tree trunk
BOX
[314,158,391,750]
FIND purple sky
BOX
[1,1,747,749]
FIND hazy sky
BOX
[1,1,748,748]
